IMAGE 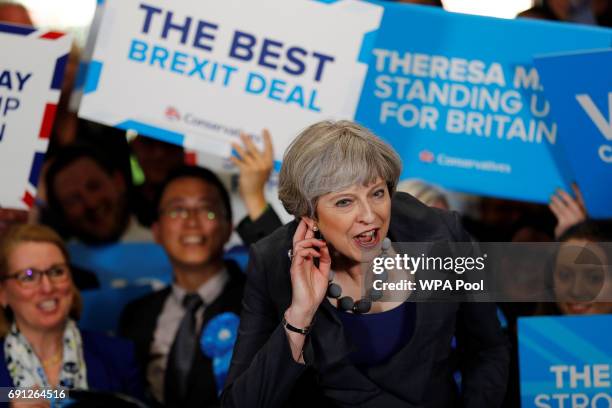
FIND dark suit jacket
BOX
[222,192,510,407]
[118,261,245,408]
[0,330,143,401]
[236,206,283,244]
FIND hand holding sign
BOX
[536,49,612,218]
[549,184,587,239]
[230,130,274,221]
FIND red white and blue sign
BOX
[535,49,612,218]
[0,22,71,210]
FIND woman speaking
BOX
[222,121,509,407]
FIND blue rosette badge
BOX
[201,312,240,395]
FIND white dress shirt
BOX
[147,269,229,403]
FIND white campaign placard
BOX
[78,0,383,160]
[0,24,71,210]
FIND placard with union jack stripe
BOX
[0,22,71,210]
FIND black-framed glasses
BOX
[2,264,71,288]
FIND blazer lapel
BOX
[134,288,171,370]
[304,299,353,370]
[304,300,391,405]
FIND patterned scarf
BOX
[4,319,88,389]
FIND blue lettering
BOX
[269,79,286,101]
[138,4,219,50]
[170,51,188,74]
[0,71,11,90]
[188,56,208,79]
[245,72,266,94]
[193,20,217,52]
[0,71,32,91]
[221,65,238,86]
[128,39,148,63]
[259,39,283,70]
[286,85,304,107]
[308,89,321,112]
[0,123,5,141]
[229,31,256,62]
[150,46,169,69]
[284,47,307,77]
[125,39,238,87]
[227,31,333,82]
[15,72,31,91]
[312,52,334,82]
[209,62,218,82]
[1,97,19,116]
[162,11,192,44]
[138,3,162,34]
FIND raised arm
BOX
[221,249,303,407]
[231,130,283,244]
[222,220,330,407]
[549,184,587,239]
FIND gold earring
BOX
[313,225,319,232]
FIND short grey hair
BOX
[278,120,402,218]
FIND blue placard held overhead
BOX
[535,49,612,218]
[356,3,612,203]
[518,315,612,408]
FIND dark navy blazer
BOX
[0,330,144,399]
[223,192,510,407]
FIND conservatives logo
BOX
[163,106,241,137]
[417,149,511,173]
[165,106,181,121]
[419,150,435,163]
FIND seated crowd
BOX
[1,128,283,407]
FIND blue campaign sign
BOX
[356,3,612,203]
[518,315,612,408]
[535,49,612,218]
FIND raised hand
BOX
[549,183,587,239]
[230,130,274,221]
[286,219,331,328]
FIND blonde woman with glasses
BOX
[0,224,143,406]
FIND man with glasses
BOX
[118,165,281,408]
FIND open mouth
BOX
[181,235,205,245]
[37,299,59,313]
[354,228,379,248]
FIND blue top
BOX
[0,330,144,401]
[336,302,416,367]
